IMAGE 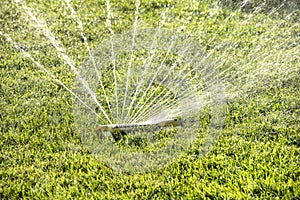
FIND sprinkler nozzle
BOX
[95,118,182,141]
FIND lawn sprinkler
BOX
[95,118,182,141]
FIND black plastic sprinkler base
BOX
[95,118,182,141]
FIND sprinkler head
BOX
[95,118,182,141]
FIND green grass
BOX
[1,0,299,199]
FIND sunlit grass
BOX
[0,0,299,198]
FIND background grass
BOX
[0,0,299,199]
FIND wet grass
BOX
[0,0,299,199]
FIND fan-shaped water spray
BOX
[72,28,226,173]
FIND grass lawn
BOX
[0,0,299,199]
